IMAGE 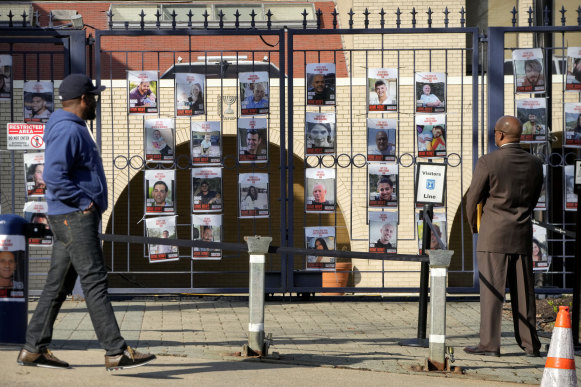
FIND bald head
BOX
[494,116,522,145]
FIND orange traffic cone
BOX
[541,306,577,387]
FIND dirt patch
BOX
[502,296,574,333]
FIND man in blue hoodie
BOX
[17,74,156,371]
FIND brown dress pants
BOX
[476,251,540,353]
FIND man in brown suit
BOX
[464,115,543,357]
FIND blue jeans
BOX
[24,208,127,356]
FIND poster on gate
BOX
[305,226,335,270]
[238,118,268,163]
[23,201,52,247]
[535,165,547,210]
[144,118,175,163]
[0,233,26,301]
[564,103,581,147]
[192,167,222,213]
[306,63,336,105]
[416,114,447,158]
[145,169,175,215]
[192,214,222,260]
[416,211,447,253]
[191,121,222,165]
[367,68,397,112]
[565,165,577,211]
[23,81,53,123]
[23,152,45,198]
[175,73,205,116]
[239,71,269,116]
[305,112,335,156]
[513,48,545,94]
[239,173,269,218]
[368,162,398,208]
[367,118,397,162]
[0,55,13,100]
[516,98,547,143]
[532,224,551,271]
[566,47,581,91]
[305,168,335,213]
[145,216,179,263]
[415,72,446,113]
[6,123,45,150]
[128,70,158,114]
[368,211,397,254]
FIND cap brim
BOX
[89,85,106,94]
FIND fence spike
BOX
[527,6,533,27]
[543,5,550,26]
[250,9,257,28]
[21,10,27,28]
[332,8,338,29]
[427,8,433,28]
[348,8,354,29]
[443,7,449,28]
[155,9,161,29]
[203,10,209,29]
[364,8,370,29]
[395,8,401,29]
[379,8,386,29]
[460,7,466,28]
[218,10,224,29]
[234,10,240,29]
[302,8,308,30]
[187,9,193,28]
[139,9,145,30]
[511,7,517,27]
[266,9,273,30]
[559,5,566,26]
[171,10,177,29]
[8,10,13,28]
[316,8,322,29]
[411,7,417,28]
[106,9,113,30]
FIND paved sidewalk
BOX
[2,296,580,386]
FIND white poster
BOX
[415,162,447,206]
[512,48,545,94]
[305,226,335,270]
[191,121,222,165]
[145,216,179,263]
[128,70,158,114]
[239,173,269,218]
[415,72,446,113]
[192,214,222,260]
[367,118,397,161]
[517,98,547,143]
[23,81,53,123]
[238,117,268,163]
[305,112,335,155]
[565,165,577,211]
[532,224,551,271]
[305,168,335,213]
[306,63,336,105]
[239,71,269,116]
[369,211,397,254]
[6,123,45,150]
[23,201,52,247]
[175,73,205,116]
[367,68,397,112]
[416,114,447,158]
[536,164,547,210]
[566,47,581,91]
[368,162,398,208]
[0,54,12,100]
[192,167,223,213]
[416,212,447,253]
[145,169,175,215]
[144,118,175,163]
[23,152,45,198]
[564,103,581,148]
[0,234,26,301]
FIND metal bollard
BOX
[243,235,272,357]
[426,249,453,371]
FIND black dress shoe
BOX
[463,345,500,357]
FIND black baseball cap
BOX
[59,73,105,101]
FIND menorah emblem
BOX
[222,95,237,115]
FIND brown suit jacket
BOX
[466,143,543,254]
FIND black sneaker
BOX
[17,348,70,369]
[105,346,156,371]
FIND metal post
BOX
[244,236,272,356]
[426,249,454,371]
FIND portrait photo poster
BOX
[23,81,53,123]
[144,118,175,163]
[23,201,52,247]
[416,211,447,253]
[305,168,336,213]
[23,152,45,199]
[565,165,577,211]
[144,169,175,215]
[564,102,581,147]
[512,48,545,94]
[415,114,447,158]
[128,70,159,115]
[566,47,581,91]
[191,121,222,165]
[175,73,205,116]
[239,173,269,218]
[415,72,446,113]
[192,167,223,213]
[0,54,12,100]
[145,215,179,263]
[305,226,336,270]
[238,117,268,163]
[192,214,222,260]
[368,210,397,254]
[536,164,547,210]
[367,68,398,112]
[239,71,269,116]
[532,224,551,271]
[305,111,336,156]
[306,63,336,106]
[367,118,397,162]
[516,98,547,143]
[0,233,26,301]
[368,162,398,208]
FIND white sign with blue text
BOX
[415,162,446,206]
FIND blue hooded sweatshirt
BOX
[43,109,107,215]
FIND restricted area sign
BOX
[6,123,45,150]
